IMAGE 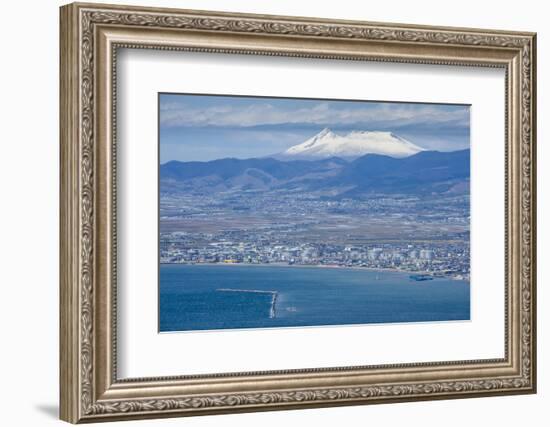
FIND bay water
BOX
[159,264,470,332]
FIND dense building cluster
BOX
[160,191,470,280]
[160,232,470,280]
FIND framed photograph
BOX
[60,2,537,423]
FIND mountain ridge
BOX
[160,149,470,197]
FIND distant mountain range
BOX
[275,128,425,160]
[161,148,470,198]
[325,149,470,198]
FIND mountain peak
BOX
[279,129,425,160]
[316,127,334,137]
[285,128,338,154]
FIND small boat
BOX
[409,274,433,281]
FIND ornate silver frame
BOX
[60,2,537,423]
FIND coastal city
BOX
[160,192,470,281]
[160,232,470,280]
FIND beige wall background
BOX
[0,1,545,426]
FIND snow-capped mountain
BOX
[278,128,425,160]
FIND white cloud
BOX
[160,101,469,129]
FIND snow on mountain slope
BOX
[279,128,425,160]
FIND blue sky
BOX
[160,93,470,163]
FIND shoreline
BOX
[160,261,466,279]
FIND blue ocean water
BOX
[159,264,470,332]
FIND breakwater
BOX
[217,288,278,318]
